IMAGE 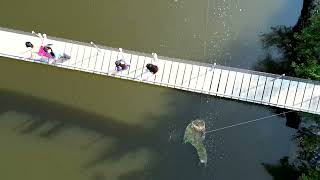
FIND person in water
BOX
[146,63,158,74]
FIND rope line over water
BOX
[205,110,295,134]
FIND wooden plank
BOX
[141,57,154,82]
[225,71,236,97]
[168,61,180,87]
[247,75,259,101]
[68,44,79,68]
[63,43,71,54]
[108,50,119,75]
[154,59,166,84]
[101,49,112,74]
[46,39,66,56]
[309,85,320,112]
[293,82,307,109]
[301,83,314,110]
[74,45,86,69]
[210,68,222,94]
[285,81,298,107]
[133,55,146,80]
[232,72,244,98]
[87,48,99,71]
[161,60,173,85]
[173,63,185,87]
[181,64,193,88]
[82,46,93,69]
[127,54,139,79]
[62,43,73,66]
[94,49,105,72]
[277,80,290,106]
[189,65,200,90]
[254,76,267,101]
[317,95,320,114]
[261,77,274,103]
[0,31,10,52]
[239,73,251,99]
[122,52,132,76]
[217,70,229,95]
[202,67,214,93]
[0,31,22,55]
[195,66,208,91]
[269,79,282,105]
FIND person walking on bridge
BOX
[146,63,158,74]
[115,48,130,71]
[146,53,159,74]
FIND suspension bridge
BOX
[0,27,319,115]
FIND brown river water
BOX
[0,0,302,179]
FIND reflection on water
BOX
[0,0,302,179]
[0,60,172,126]
[0,62,297,180]
[0,74,203,180]
[0,97,153,180]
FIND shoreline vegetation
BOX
[258,0,320,179]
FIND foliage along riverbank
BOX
[257,0,320,179]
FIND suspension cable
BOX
[205,110,295,134]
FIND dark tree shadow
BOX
[256,2,320,179]
[0,89,164,166]
[0,88,211,180]
[253,53,294,76]
[262,157,300,180]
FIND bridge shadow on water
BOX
[0,88,210,180]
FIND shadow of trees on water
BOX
[253,53,294,76]
[252,25,296,77]
[254,0,320,179]
[0,88,155,162]
[262,157,300,180]
[0,88,209,180]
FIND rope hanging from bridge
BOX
[205,110,295,134]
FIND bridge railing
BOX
[1,26,320,115]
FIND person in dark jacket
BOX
[25,42,34,48]
[115,59,129,71]
[146,63,158,74]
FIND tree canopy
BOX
[261,7,320,80]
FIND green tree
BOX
[295,130,320,160]
[299,169,320,180]
[260,7,320,80]
[260,2,320,179]
[292,8,320,80]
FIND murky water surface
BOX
[0,0,301,179]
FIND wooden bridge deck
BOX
[0,27,320,115]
